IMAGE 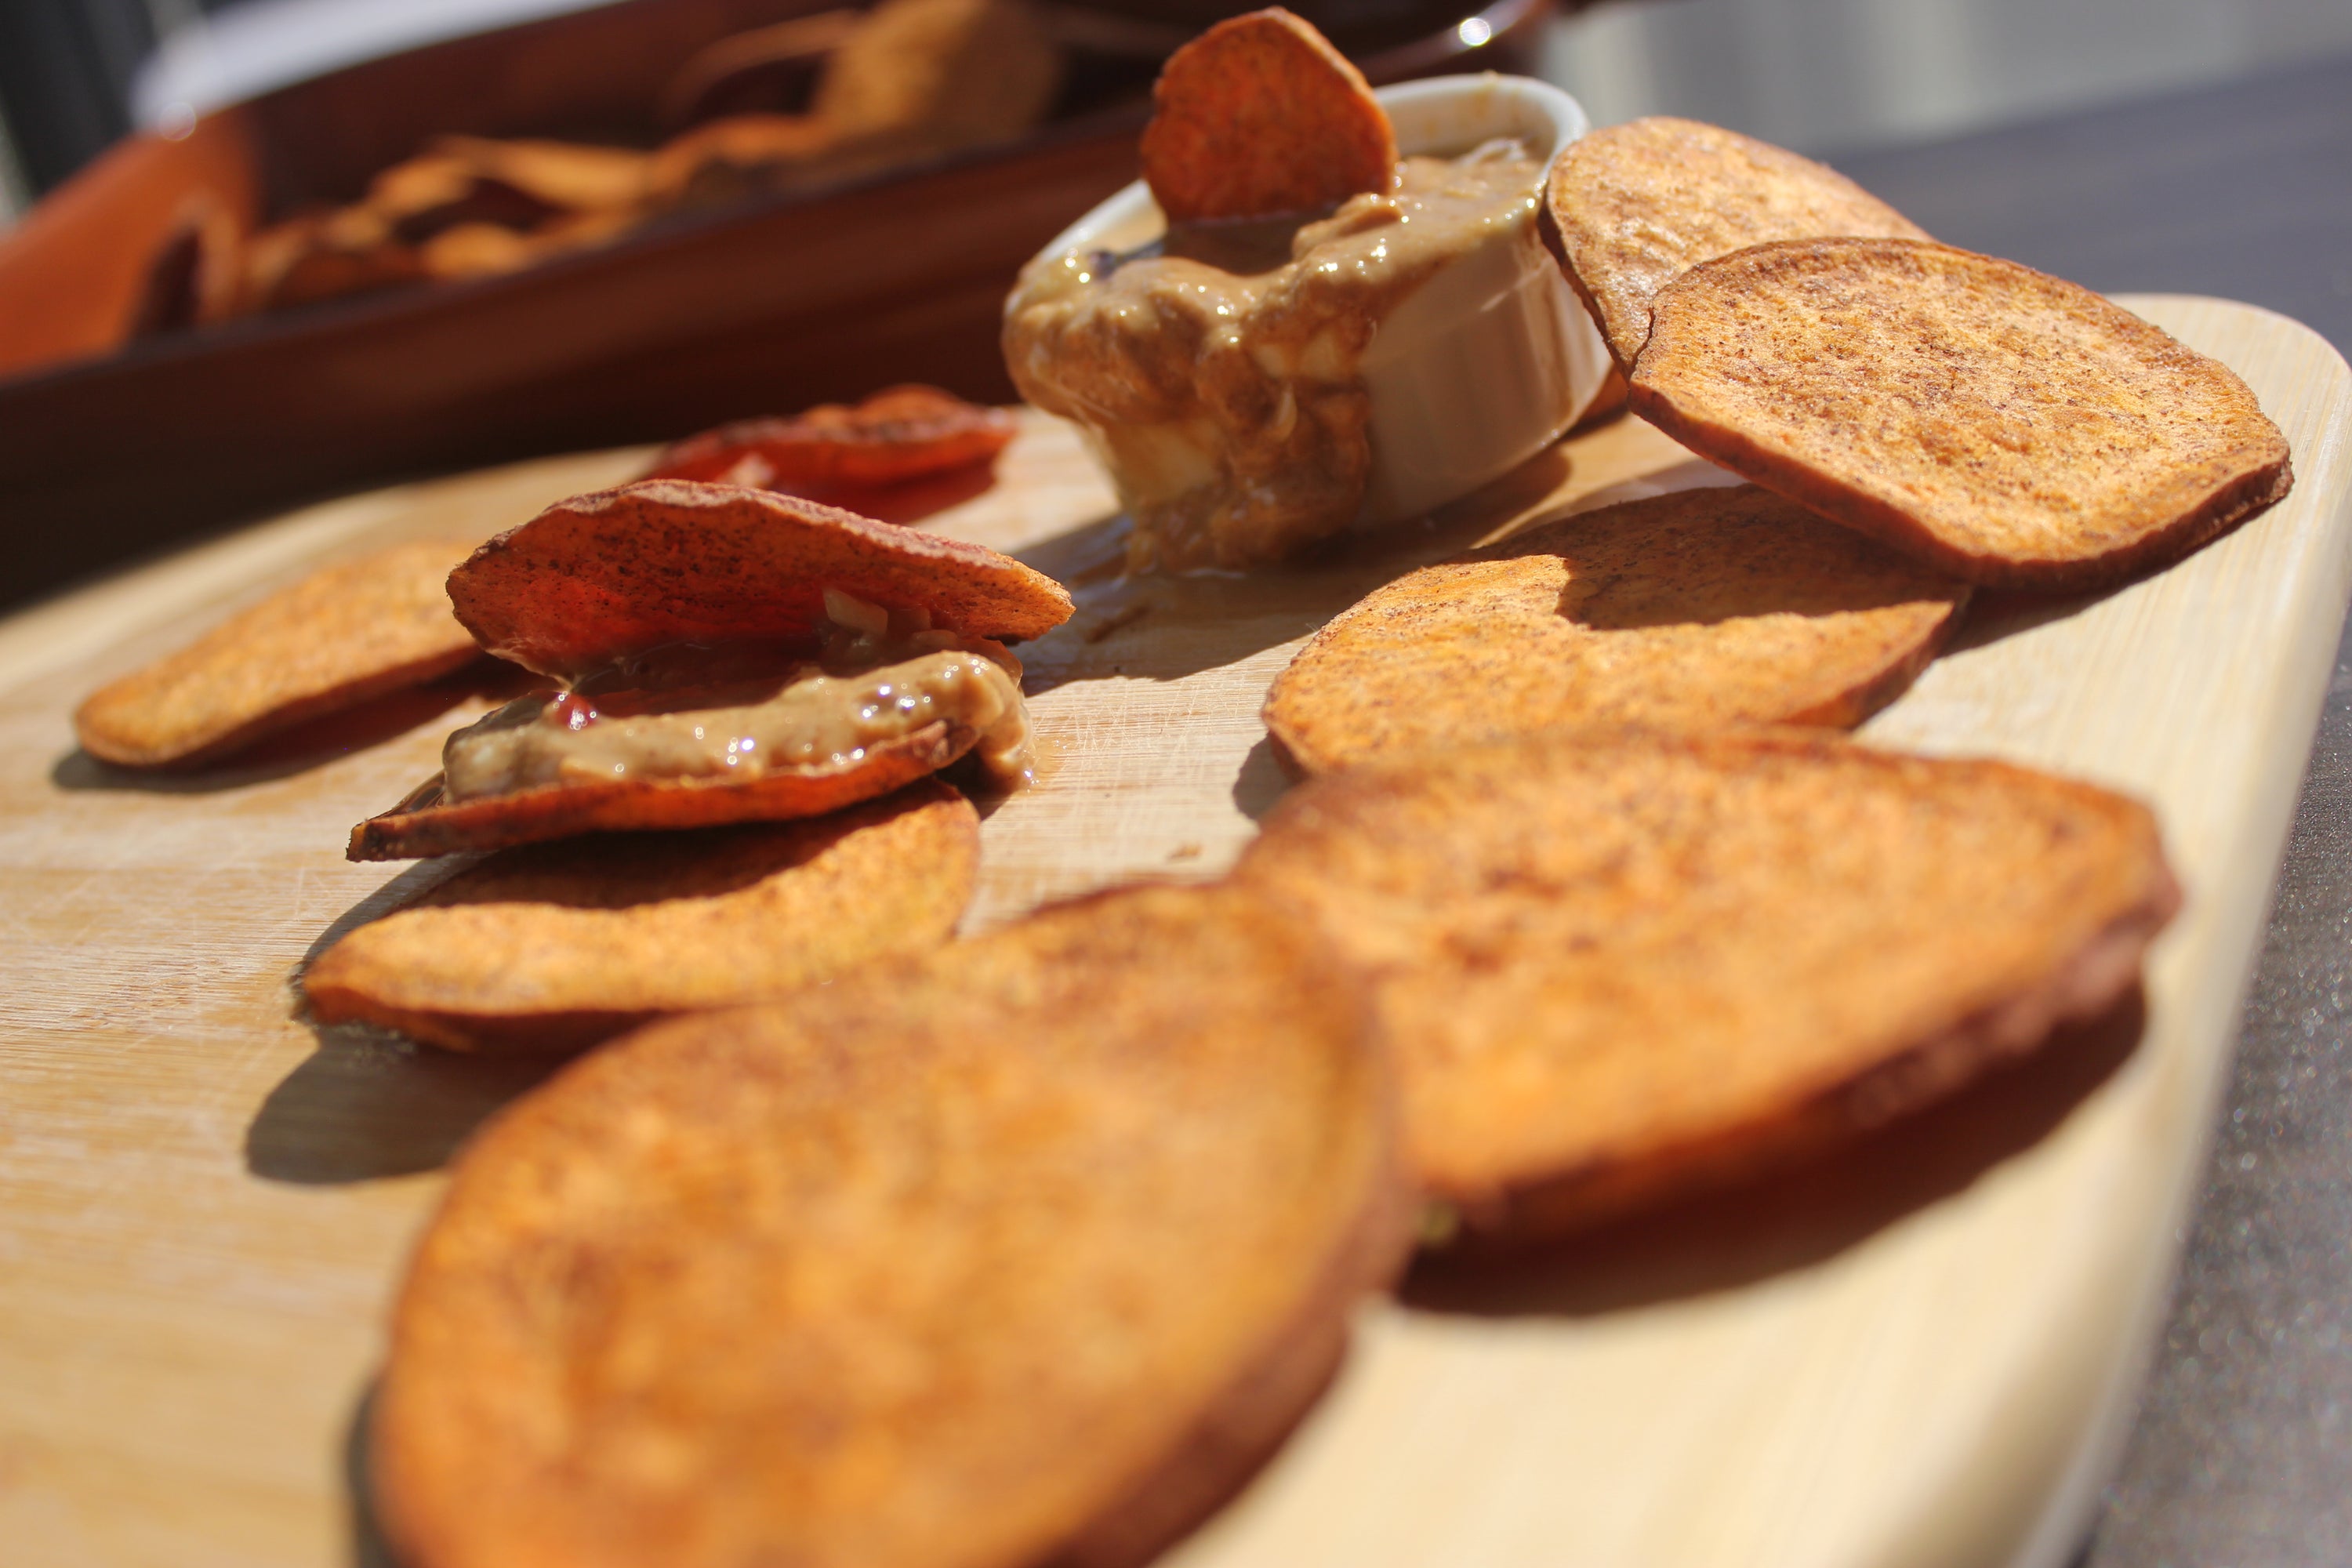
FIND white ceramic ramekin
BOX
[1019,73,1611,533]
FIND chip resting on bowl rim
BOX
[1628,238,2295,591]
[1138,6,1396,226]
[1542,115,1929,373]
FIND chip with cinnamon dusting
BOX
[448,480,1068,684]
[1262,485,1969,773]
[75,537,484,768]
[1631,238,2296,590]
[369,880,1410,1568]
[641,385,1018,491]
[309,781,977,1051]
[1544,117,1929,372]
[1235,730,2180,1242]
[1139,9,1394,224]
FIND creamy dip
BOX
[1003,140,1544,572]
[441,608,1032,800]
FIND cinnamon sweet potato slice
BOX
[370,882,1409,1568]
[309,781,976,1051]
[1263,484,1969,772]
[641,385,1018,490]
[448,481,1070,683]
[1630,238,2296,590]
[1544,116,1929,371]
[1139,9,1394,224]
[347,719,967,861]
[1234,730,2180,1240]
[75,537,484,768]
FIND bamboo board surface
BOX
[1,296,2347,1568]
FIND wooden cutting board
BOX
[1,296,2347,1568]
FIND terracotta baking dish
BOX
[0,0,1552,608]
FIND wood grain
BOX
[0,296,2345,1568]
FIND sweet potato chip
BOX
[641,385,1018,490]
[371,881,1409,1568]
[1234,730,2179,1240]
[815,0,1062,145]
[75,538,484,768]
[348,718,968,861]
[1263,485,1969,773]
[1631,239,2296,590]
[241,219,426,313]
[1139,9,1395,225]
[448,481,1071,683]
[643,113,847,205]
[308,780,976,1051]
[1545,116,1929,371]
[429,136,651,213]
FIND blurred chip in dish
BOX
[369,881,1410,1568]
[1233,730,2180,1240]
[1544,116,1929,372]
[74,537,484,769]
[644,0,1063,210]
[348,482,1070,860]
[1262,484,1969,773]
[201,0,1062,321]
[305,780,976,1052]
[815,0,1062,151]
[1631,238,2296,590]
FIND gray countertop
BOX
[1835,54,2352,1564]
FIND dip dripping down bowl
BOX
[1004,74,1610,563]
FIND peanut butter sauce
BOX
[441,608,1033,800]
[1003,142,1542,572]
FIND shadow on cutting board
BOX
[1947,581,2126,656]
[1404,984,2147,1319]
[245,858,564,1185]
[245,1023,564,1185]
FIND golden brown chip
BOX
[74,538,485,769]
[416,223,539,279]
[814,0,1062,145]
[1544,116,1929,371]
[371,881,1409,1568]
[427,136,650,212]
[1139,9,1395,225]
[347,719,967,861]
[1631,238,2296,590]
[1233,730,2180,1240]
[641,385,1019,490]
[644,113,844,205]
[307,781,976,1051]
[448,481,1073,683]
[1262,484,1969,773]
[241,217,426,313]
